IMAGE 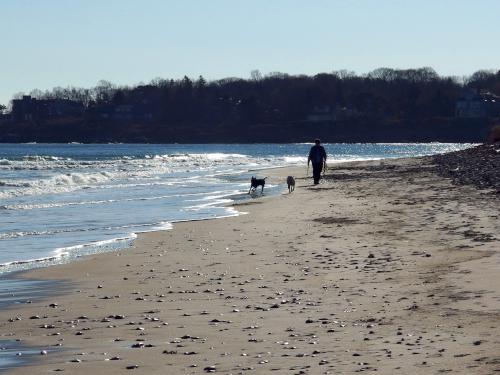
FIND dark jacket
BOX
[308,145,327,164]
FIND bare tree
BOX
[93,80,116,104]
[250,69,262,81]
[11,92,25,100]
[29,89,44,98]
[150,77,169,88]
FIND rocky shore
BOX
[433,142,500,194]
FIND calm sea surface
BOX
[0,143,473,275]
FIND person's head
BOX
[314,138,321,145]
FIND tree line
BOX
[2,67,499,143]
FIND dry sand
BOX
[1,157,499,374]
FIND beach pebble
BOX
[126,365,139,370]
[204,366,216,373]
[40,350,48,355]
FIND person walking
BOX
[308,138,327,185]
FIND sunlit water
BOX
[0,143,473,275]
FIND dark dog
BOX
[248,176,267,194]
[286,176,295,193]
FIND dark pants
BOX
[312,162,323,184]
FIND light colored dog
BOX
[286,176,295,193]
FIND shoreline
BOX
[0,148,474,277]
[0,153,499,374]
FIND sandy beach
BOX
[0,154,499,374]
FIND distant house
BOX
[113,105,134,120]
[41,98,85,118]
[0,112,9,125]
[455,91,500,118]
[93,104,153,122]
[11,96,36,122]
[11,95,84,122]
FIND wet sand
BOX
[0,156,499,374]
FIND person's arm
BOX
[321,146,327,161]
[308,148,312,166]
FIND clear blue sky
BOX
[1,0,499,105]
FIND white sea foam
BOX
[0,234,139,272]
[0,172,114,198]
[283,156,307,163]
[0,230,57,240]
[184,198,234,211]
[52,234,139,259]
[1,190,235,210]
[0,221,177,273]
[0,152,269,199]
[146,221,174,232]
[0,221,175,241]
[0,152,258,172]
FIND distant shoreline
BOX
[0,117,494,144]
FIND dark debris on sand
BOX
[433,142,500,195]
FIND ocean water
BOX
[0,143,473,275]
[0,339,47,371]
